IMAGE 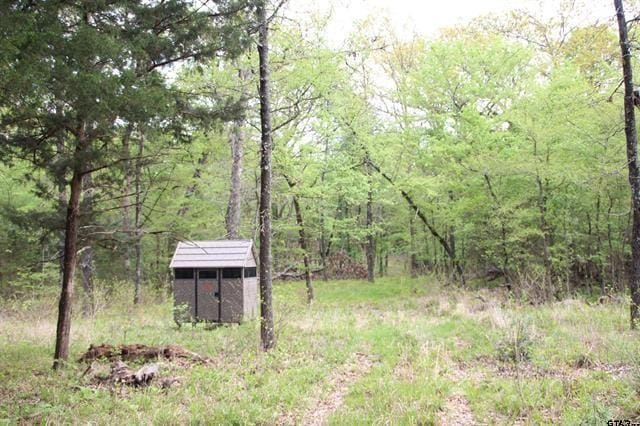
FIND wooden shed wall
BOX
[243,277,258,320]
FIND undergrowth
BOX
[1,276,639,424]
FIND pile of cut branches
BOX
[78,343,211,389]
[324,251,368,280]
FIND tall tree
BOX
[614,0,640,328]
[284,175,314,303]
[0,0,250,368]
[133,132,145,305]
[257,0,276,350]
[365,157,375,282]
[79,172,95,317]
[226,68,250,239]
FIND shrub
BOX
[495,315,533,363]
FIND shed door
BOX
[220,268,243,322]
[174,268,196,320]
[196,269,219,321]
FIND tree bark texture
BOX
[121,126,133,281]
[226,119,244,239]
[536,175,554,287]
[483,172,509,274]
[366,183,375,282]
[56,140,67,286]
[285,176,314,303]
[53,141,85,369]
[134,132,144,305]
[615,0,640,328]
[257,0,275,351]
[80,172,95,317]
[409,209,418,278]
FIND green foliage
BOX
[1,1,633,297]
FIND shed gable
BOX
[170,240,254,268]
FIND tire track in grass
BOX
[438,355,479,426]
[438,392,476,426]
[295,352,375,426]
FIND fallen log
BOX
[275,267,324,280]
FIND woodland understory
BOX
[2,0,640,369]
[3,1,640,423]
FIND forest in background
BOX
[0,0,637,309]
[4,0,640,422]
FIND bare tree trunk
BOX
[80,172,95,317]
[448,226,456,278]
[53,139,85,370]
[121,126,133,281]
[607,195,617,286]
[252,169,260,243]
[177,151,209,217]
[319,138,330,281]
[409,209,418,278]
[257,0,275,351]
[615,0,640,328]
[364,155,375,282]
[366,183,375,282]
[483,172,509,274]
[154,233,162,288]
[226,67,250,239]
[285,176,314,303]
[294,196,314,303]
[133,133,144,305]
[367,158,466,286]
[226,121,244,239]
[319,222,328,281]
[56,140,67,286]
[536,175,554,288]
[595,195,605,294]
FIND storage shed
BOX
[170,240,258,324]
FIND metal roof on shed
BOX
[170,240,255,268]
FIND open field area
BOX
[1,277,639,424]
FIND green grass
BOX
[1,276,639,424]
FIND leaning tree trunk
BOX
[257,0,275,351]
[133,132,144,305]
[293,193,314,303]
[367,158,466,286]
[483,172,509,276]
[615,0,640,329]
[285,175,314,303]
[53,140,86,369]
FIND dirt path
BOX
[438,392,476,426]
[297,352,374,426]
[436,357,479,426]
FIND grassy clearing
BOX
[1,276,639,424]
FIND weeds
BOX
[0,276,638,423]
[495,315,534,363]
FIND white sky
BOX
[285,0,615,45]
